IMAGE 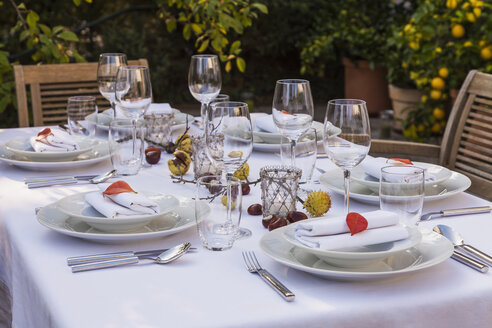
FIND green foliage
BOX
[155,0,267,73]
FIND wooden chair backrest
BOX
[440,70,492,199]
[14,59,149,127]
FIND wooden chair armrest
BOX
[370,139,441,158]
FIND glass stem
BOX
[343,169,351,214]
[201,101,210,128]
[225,172,234,228]
[290,139,297,167]
[131,119,137,156]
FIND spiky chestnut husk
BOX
[168,150,191,176]
[233,163,249,180]
[303,191,331,217]
[175,133,192,154]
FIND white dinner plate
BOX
[319,168,471,204]
[0,142,110,171]
[4,135,100,162]
[253,121,334,152]
[56,191,180,232]
[351,162,452,193]
[260,227,453,280]
[283,224,421,268]
[37,196,209,242]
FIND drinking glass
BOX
[115,66,152,162]
[280,127,318,183]
[272,79,314,166]
[67,96,98,137]
[188,54,221,124]
[205,101,253,238]
[323,99,371,214]
[200,94,229,128]
[195,175,242,251]
[109,119,145,176]
[97,53,127,118]
[380,166,425,226]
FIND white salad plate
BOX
[56,191,180,232]
[37,196,209,242]
[319,168,471,204]
[4,135,100,161]
[283,223,421,268]
[0,142,110,171]
[260,227,454,280]
[351,162,452,193]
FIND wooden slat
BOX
[41,94,105,102]
[463,125,492,139]
[40,82,98,90]
[470,104,492,115]
[468,71,492,97]
[469,111,492,124]
[370,140,440,158]
[456,154,492,171]
[43,116,68,123]
[460,140,492,156]
[458,147,492,163]
[473,95,492,106]
[455,161,492,180]
[42,109,67,115]
[13,65,29,127]
[31,83,43,126]
[462,132,492,146]
[465,118,492,130]
[40,89,101,96]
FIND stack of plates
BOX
[319,164,471,204]
[37,195,209,242]
[0,136,109,171]
[260,223,454,280]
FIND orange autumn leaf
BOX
[388,158,413,165]
[281,110,296,116]
[102,181,136,197]
[35,128,53,141]
[346,212,368,236]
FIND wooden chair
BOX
[370,70,492,200]
[14,59,148,127]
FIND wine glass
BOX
[200,93,229,128]
[272,79,314,166]
[323,99,371,214]
[188,54,221,125]
[114,66,152,158]
[205,101,253,239]
[97,53,127,118]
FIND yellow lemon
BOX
[433,108,446,120]
[438,67,449,78]
[481,46,492,60]
[462,2,470,9]
[476,1,484,7]
[430,89,442,100]
[451,24,465,38]
[474,7,481,17]
[421,95,428,104]
[479,40,487,47]
[464,41,473,47]
[404,24,412,33]
[409,42,419,50]
[435,47,443,53]
[431,123,441,133]
[431,77,445,90]
[466,12,476,23]
[446,0,458,9]
[417,124,425,133]
[401,62,409,69]
[402,128,411,139]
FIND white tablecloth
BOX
[0,126,491,328]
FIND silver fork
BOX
[242,251,295,301]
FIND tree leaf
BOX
[19,30,30,42]
[183,24,191,40]
[230,40,240,54]
[191,23,203,34]
[38,24,51,36]
[26,11,40,29]
[197,39,209,52]
[52,26,64,35]
[73,0,81,6]
[57,31,79,42]
[225,61,231,72]
[236,57,246,72]
[251,3,268,14]
[166,18,176,33]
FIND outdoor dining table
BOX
[0,125,491,328]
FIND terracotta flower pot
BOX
[343,58,391,116]
[388,84,423,130]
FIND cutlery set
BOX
[25,169,117,188]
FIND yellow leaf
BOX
[225,61,232,72]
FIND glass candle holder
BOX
[260,165,302,218]
[191,135,222,180]
[144,112,174,147]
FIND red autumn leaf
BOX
[281,110,296,116]
[346,212,368,236]
[35,128,53,141]
[388,158,413,165]
[102,181,136,197]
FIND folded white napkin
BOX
[146,103,173,115]
[252,113,277,133]
[295,210,398,237]
[85,189,160,218]
[360,157,435,182]
[295,224,409,250]
[30,129,80,152]
[294,210,409,250]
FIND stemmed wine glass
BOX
[272,79,314,166]
[205,101,253,239]
[114,66,152,157]
[323,99,371,214]
[97,53,127,118]
[188,54,221,126]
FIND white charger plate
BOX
[37,196,209,242]
[56,191,180,232]
[4,135,100,162]
[260,227,453,280]
[283,224,421,268]
[319,168,471,204]
[351,162,452,193]
[0,142,109,171]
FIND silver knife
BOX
[27,179,79,189]
[67,247,197,266]
[451,250,489,273]
[25,175,98,183]
[421,206,491,221]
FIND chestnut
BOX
[286,211,308,223]
[262,214,276,228]
[145,147,161,164]
[247,203,262,216]
[241,184,250,196]
[268,217,288,231]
